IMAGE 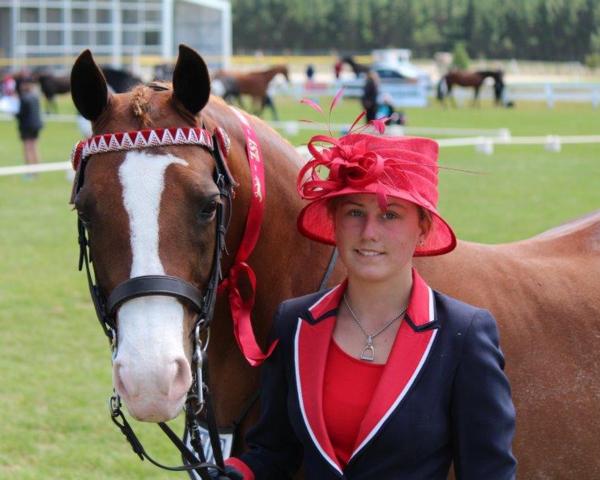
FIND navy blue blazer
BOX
[232,270,516,480]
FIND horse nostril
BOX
[113,363,133,398]
[169,357,192,401]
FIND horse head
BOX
[492,70,505,105]
[275,65,290,83]
[71,45,223,422]
[475,69,505,104]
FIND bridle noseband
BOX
[72,126,235,479]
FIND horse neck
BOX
[261,68,282,83]
[211,101,332,307]
[205,103,339,426]
[479,70,501,82]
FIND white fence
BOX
[269,120,511,139]
[451,82,600,108]
[2,133,599,177]
[273,81,600,108]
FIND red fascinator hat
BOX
[296,132,457,256]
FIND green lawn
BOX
[0,94,599,479]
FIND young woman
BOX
[222,133,516,480]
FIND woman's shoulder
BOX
[278,288,334,316]
[270,288,336,337]
[432,289,497,333]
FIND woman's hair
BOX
[418,207,433,237]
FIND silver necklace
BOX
[343,294,407,362]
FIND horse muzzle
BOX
[111,296,193,422]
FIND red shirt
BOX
[323,338,385,467]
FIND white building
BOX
[0,0,231,70]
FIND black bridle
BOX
[74,129,236,479]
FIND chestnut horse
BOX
[70,45,336,472]
[71,46,600,479]
[437,69,505,106]
[212,65,289,119]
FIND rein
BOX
[72,125,236,479]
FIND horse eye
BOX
[198,199,218,222]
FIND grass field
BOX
[1,94,599,479]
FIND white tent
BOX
[0,0,231,70]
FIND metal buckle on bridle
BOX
[109,392,122,418]
[192,321,210,414]
[106,325,118,358]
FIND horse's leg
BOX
[264,95,278,121]
[43,95,50,115]
[235,94,247,111]
[223,88,246,110]
[255,96,264,117]
[473,86,481,107]
[448,84,457,108]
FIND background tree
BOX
[451,42,470,70]
[230,0,600,63]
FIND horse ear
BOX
[71,50,108,121]
[172,44,210,116]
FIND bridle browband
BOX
[72,125,236,479]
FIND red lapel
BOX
[294,271,438,469]
[350,268,438,459]
[294,283,345,474]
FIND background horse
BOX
[34,71,70,114]
[29,68,142,114]
[212,65,289,120]
[71,46,600,478]
[340,55,370,77]
[101,67,143,94]
[437,69,505,106]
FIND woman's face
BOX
[333,194,429,284]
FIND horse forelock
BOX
[130,85,152,127]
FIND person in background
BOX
[16,76,43,177]
[1,72,16,97]
[0,71,20,115]
[361,70,379,123]
[306,64,315,82]
[334,59,343,79]
[377,93,406,126]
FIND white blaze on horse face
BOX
[114,151,191,422]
